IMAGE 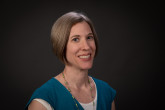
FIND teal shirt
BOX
[25,77,116,110]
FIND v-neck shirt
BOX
[25,77,116,110]
[33,77,97,110]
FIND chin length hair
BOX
[50,11,99,64]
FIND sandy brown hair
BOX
[50,11,99,64]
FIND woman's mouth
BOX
[79,55,90,59]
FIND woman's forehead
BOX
[69,21,92,37]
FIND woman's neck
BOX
[62,65,89,89]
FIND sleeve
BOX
[109,84,116,103]
[93,77,116,110]
[100,79,116,103]
[25,81,56,110]
[33,98,54,110]
[25,88,51,110]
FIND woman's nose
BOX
[81,40,90,50]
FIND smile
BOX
[78,54,91,59]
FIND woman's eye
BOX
[87,36,94,40]
[72,38,79,42]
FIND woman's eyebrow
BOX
[71,33,93,38]
[87,33,93,36]
[71,35,80,38]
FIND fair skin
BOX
[28,21,115,110]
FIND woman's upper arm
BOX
[28,100,47,110]
[111,100,116,110]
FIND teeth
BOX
[79,55,90,59]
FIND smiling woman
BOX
[50,11,99,64]
[25,11,116,110]
[66,21,96,70]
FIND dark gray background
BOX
[1,0,164,110]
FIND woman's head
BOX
[51,11,99,64]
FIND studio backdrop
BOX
[1,0,163,110]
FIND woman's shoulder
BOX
[92,77,116,93]
[34,77,59,93]
[92,77,111,87]
[92,77,116,103]
[25,78,58,109]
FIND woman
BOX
[26,11,116,110]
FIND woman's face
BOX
[66,21,96,70]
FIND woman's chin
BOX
[79,64,93,70]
